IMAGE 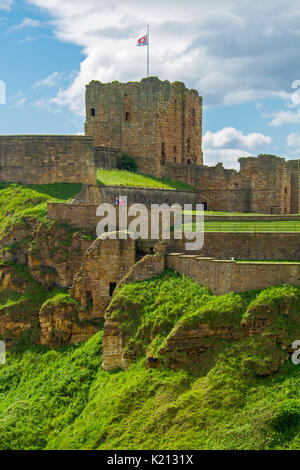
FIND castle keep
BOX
[85,77,203,175]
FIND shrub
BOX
[120,153,138,172]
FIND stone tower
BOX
[84,77,203,176]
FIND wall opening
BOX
[90,108,95,117]
[187,159,191,165]
[109,282,117,297]
[161,143,166,166]
[284,186,288,194]
[202,201,208,211]
[86,291,93,311]
[125,112,130,121]
[187,137,191,154]
[192,109,196,126]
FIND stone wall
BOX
[47,201,188,237]
[165,232,300,260]
[0,135,96,185]
[71,237,136,319]
[161,155,300,215]
[288,159,300,214]
[239,155,291,214]
[48,202,300,260]
[98,185,197,206]
[85,77,203,176]
[94,146,121,169]
[166,254,300,295]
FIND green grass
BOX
[1,273,300,449]
[96,168,195,191]
[0,183,82,239]
[237,260,300,263]
[185,210,267,216]
[183,220,300,232]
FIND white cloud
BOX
[287,132,300,148]
[19,36,35,44]
[12,17,42,31]
[26,0,300,115]
[202,127,271,168]
[266,80,300,126]
[203,127,271,150]
[9,91,26,108]
[203,148,253,169]
[0,0,13,10]
[34,72,62,89]
[34,97,61,113]
[269,110,300,126]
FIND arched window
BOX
[90,108,95,117]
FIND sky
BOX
[1,0,300,169]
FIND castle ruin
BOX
[0,77,298,214]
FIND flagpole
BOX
[147,24,150,77]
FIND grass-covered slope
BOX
[0,183,82,239]
[96,168,195,191]
[1,272,300,450]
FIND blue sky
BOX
[1,0,300,168]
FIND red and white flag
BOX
[137,34,148,46]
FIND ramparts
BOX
[0,135,96,185]
[166,254,300,295]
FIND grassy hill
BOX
[1,271,300,450]
[96,168,195,191]
[0,183,82,239]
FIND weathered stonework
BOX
[102,242,166,371]
[71,237,136,320]
[85,77,203,175]
[0,135,96,185]
[166,254,300,295]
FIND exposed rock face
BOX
[27,224,93,288]
[39,300,99,348]
[158,302,293,376]
[0,222,94,289]
[102,267,298,375]
[102,321,128,371]
[0,265,38,345]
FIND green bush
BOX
[120,153,138,172]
